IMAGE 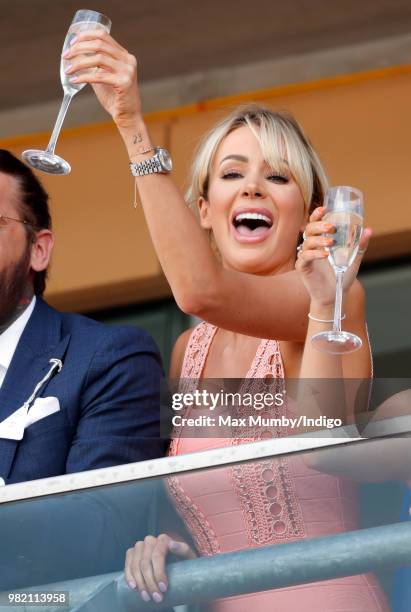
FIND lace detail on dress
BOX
[168,322,218,457]
[247,339,284,379]
[230,456,305,546]
[181,321,218,378]
[228,337,306,545]
[167,475,220,557]
[168,325,221,554]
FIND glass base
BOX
[22,150,71,175]
[311,330,363,354]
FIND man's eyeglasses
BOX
[0,214,37,230]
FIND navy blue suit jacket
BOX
[0,298,166,484]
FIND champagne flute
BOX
[22,10,111,175]
[311,186,364,354]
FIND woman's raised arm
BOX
[64,31,362,341]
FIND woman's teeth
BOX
[233,212,273,237]
[234,212,272,226]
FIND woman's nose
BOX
[242,180,266,198]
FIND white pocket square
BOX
[26,396,60,428]
[0,397,60,441]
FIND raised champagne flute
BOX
[22,10,111,175]
[311,186,364,354]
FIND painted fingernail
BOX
[158,581,168,593]
[169,540,180,551]
[69,76,78,82]
[65,64,73,73]
[62,49,70,58]
[140,590,150,602]
[152,592,163,603]
[127,580,136,590]
[69,35,77,45]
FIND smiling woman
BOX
[61,30,388,610]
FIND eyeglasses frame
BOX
[0,214,39,231]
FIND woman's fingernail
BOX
[169,540,180,551]
[127,580,136,590]
[69,35,77,46]
[140,590,150,602]
[65,64,73,73]
[62,49,70,58]
[152,592,163,603]
[158,581,167,593]
[69,76,78,82]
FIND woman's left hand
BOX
[63,30,141,129]
[296,206,371,306]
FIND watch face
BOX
[158,148,173,172]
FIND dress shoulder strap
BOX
[247,339,284,378]
[180,321,218,378]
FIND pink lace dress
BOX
[167,322,389,611]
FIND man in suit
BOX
[0,150,172,593]
[0,149,166,485]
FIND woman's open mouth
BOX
[232,209,274,243]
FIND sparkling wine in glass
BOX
[311,186,364,354]
[22,9,111,175]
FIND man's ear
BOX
[198,197,212,230]
[30,230,54,272]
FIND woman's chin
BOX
[223,253,279,276]
[220,245,296,276]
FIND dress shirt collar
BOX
[0,296,36,371]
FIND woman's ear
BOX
[198,197,212,229]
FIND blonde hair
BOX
[186,104,328,217]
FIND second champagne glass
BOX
[311,186,364,354]
[22,9,111,175]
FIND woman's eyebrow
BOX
[219,154,248,165]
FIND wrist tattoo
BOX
[133,133,143,144]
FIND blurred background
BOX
[1,0,410,374]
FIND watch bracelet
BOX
[129,156,161,177]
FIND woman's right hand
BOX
[125,534,196,603]
[63,30,141,129]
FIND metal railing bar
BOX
[1,415,409,504]
[3,522,410,611]
[116,521,411,610]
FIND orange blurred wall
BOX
[1,65,410,311]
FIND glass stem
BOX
[333,269,344,333]
[45,93,73,155]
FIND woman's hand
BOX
[63,30,141,129]
[125,534,196,603]
[296,206,371,307]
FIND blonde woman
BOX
[64,32,388,611]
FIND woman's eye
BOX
[221,171,242,179]
[267,174,288,183]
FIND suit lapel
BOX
[0,298,70,481]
